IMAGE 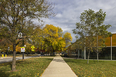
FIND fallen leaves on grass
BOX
[0,58,53,77]
[65,59,116,77]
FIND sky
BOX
[34,0,116,43]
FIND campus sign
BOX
[21,47,25,52]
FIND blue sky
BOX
[34,0,116,42]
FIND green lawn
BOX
[64,59,116,77]
[0,58,53,77]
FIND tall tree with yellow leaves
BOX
[63,32,72,47]
[57,37,66,52]
[43,24,58,55]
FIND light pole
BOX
[0,49,1,57]
[7,47,10,55]
[18,32,25,59]
[22,37,24,59]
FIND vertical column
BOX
[111,36,112,60]
[84,47,86,60]
[22,38,24,59]
[78,50,80,58]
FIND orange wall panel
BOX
[85,34,116,47]
[105,37,111,46]
[112,34,116,46]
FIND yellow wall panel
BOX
[85,34,116,47]
[105,37,111,46]
[112,34,116,46]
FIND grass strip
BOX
[64,59,116,77]
[0,58,53,77]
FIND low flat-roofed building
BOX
[67,32,116,60]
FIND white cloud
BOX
[34,0,116,42]
[56,13,62,18]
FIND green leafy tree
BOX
[73,9,111,64]
[0,26,12,55]
[70,38,84,58]
[0,0,54,71]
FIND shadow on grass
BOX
[0,61,11,65]
[64,59,86,64]
[0,62,21,77]
[15,58,53,68]
[64,59,105,65]
[45,58,53,61]
[0,68,21,77]
[0,58,53,67]
[0,69,11,77]
[0,58,53,77]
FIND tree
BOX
[42,24,67,54]
[63,32,72,56]
[56,27,65,52]
[25,43,32,55]
[70,38,84,58]
[57,27,63,37]
[43,24,58,55]
[73,9,111,64]
[63,32,72,47]
[0,0,54,71]
[0,26,12,55]
[57,37,66,52]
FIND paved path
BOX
[0,56,40,63]
[41,55,77,77]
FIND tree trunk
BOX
[76,49,77,59]
[97,52,99,61]
[53,49,55,56]
[78,50,79,58]
[87,51,90,64]
[12,44,16,71]
[96,35,99,61]
[27,52,28,56]
[0,51,1,57]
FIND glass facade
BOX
[67,33,116,60]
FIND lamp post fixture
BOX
[18,32,22,39]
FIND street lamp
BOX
[0,49,1,57]
[18,32,25,59]
[7,47,10,55]
[18,32,22,39]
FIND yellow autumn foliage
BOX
[63,32,72,46]
[58,37,62,40]
[43,24,58,38]
[16,46,21,52]
[63,32,72,41]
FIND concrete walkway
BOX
[41,55,77,77]
[0,56,40,63]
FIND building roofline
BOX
[111,32,116,34]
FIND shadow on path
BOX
[53,58,65,63]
